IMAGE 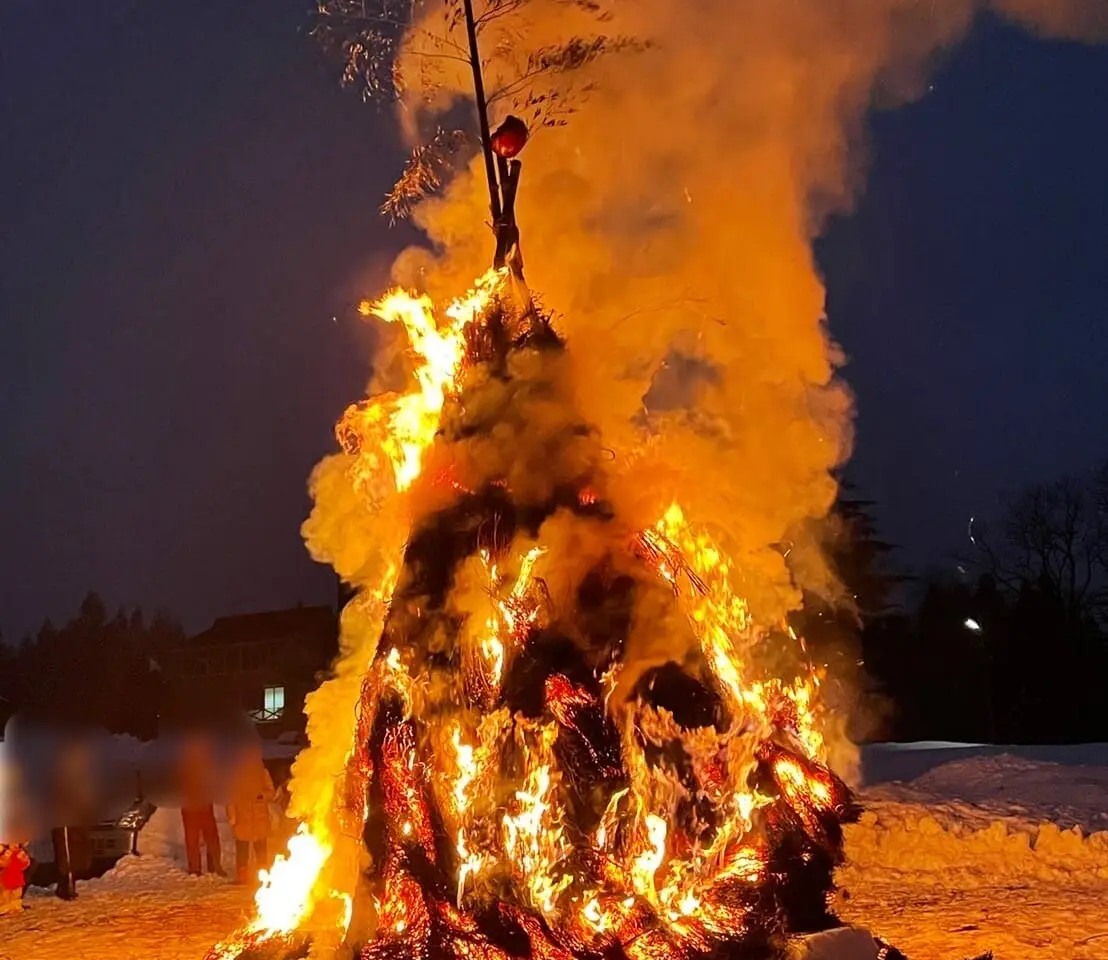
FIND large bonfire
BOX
[193,0,1107,953]
[205,264,863,960]
[205,2,875,957]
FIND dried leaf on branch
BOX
[383,128,472,221]
[312,0,645,217]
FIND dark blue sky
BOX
[820,16,1108,578]
[1,4,1106,639]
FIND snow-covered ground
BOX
[1,745,1105,959]
[835,745,1108,959]
[0,857,251,960]
[0,806,253,960]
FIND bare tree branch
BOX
[382,128,471,221]
[475,0,528,27]
[967,473,1108,627]
[313,0,644,221]
[487,35,645,105]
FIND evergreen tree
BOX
[789,485,906,742]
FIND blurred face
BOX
[59,736,88,774]
[184,734,209,763]
[0,753,30,838]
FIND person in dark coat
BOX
[177,733,225,877]
[50,735,95,900]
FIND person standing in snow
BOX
[227,741,274,885]
[177,733,225,877]
[0,756,34,914]
[50,734,95,900]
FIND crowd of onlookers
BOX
[178,733,283,882]
[0,725,294,915]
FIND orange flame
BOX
[210,274,847,960]
[212,273,506,956]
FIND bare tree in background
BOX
[311,0,641,270]
[969,473,1108,627]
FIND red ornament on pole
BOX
[490,115,529,159]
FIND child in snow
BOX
[0,842,31,915]
[227,742,275,885]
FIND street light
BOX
[962,616,994,743]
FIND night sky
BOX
[820,16,1108,580]
[2,4,1106,640]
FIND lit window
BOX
[265,685,285,714]
[249,685,286,722]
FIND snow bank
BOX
[845,801,1108,883]
[842,753,1108,885]
[78,853,189,891]
[787,928,882,959]
[860,740,1108,786]
[138,805,235,872]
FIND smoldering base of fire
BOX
[204,277,989,960]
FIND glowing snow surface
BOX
[835,745,1108,959]
[2,747,1107,959]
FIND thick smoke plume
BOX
[287,0,1106,930]
[388,0,1105,620]
[994,0,1108,40]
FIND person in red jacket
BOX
[177,733,225,877]
[0,842,31,915]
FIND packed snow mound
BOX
[841,752,1108,884]
[787,928,883,959]
[137,805,234,871]
[844,801,1108,882]
[25,852,225,898]
[860,740,1108,785]
[903,753,1108,829]
[82,854,191,891]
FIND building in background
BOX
[162,606,338,740]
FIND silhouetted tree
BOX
[5,595,183,738]
[949,468,1108,742]
[77,590,107,630]
[789,487,907,742]
[828,491,906,621]
[969,475,1107,627]
[0,634,14,726]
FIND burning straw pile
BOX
[200,3,908,956]
[207,272,863,960]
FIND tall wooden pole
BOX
[461,0,528,286]
[461,0,502,232]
